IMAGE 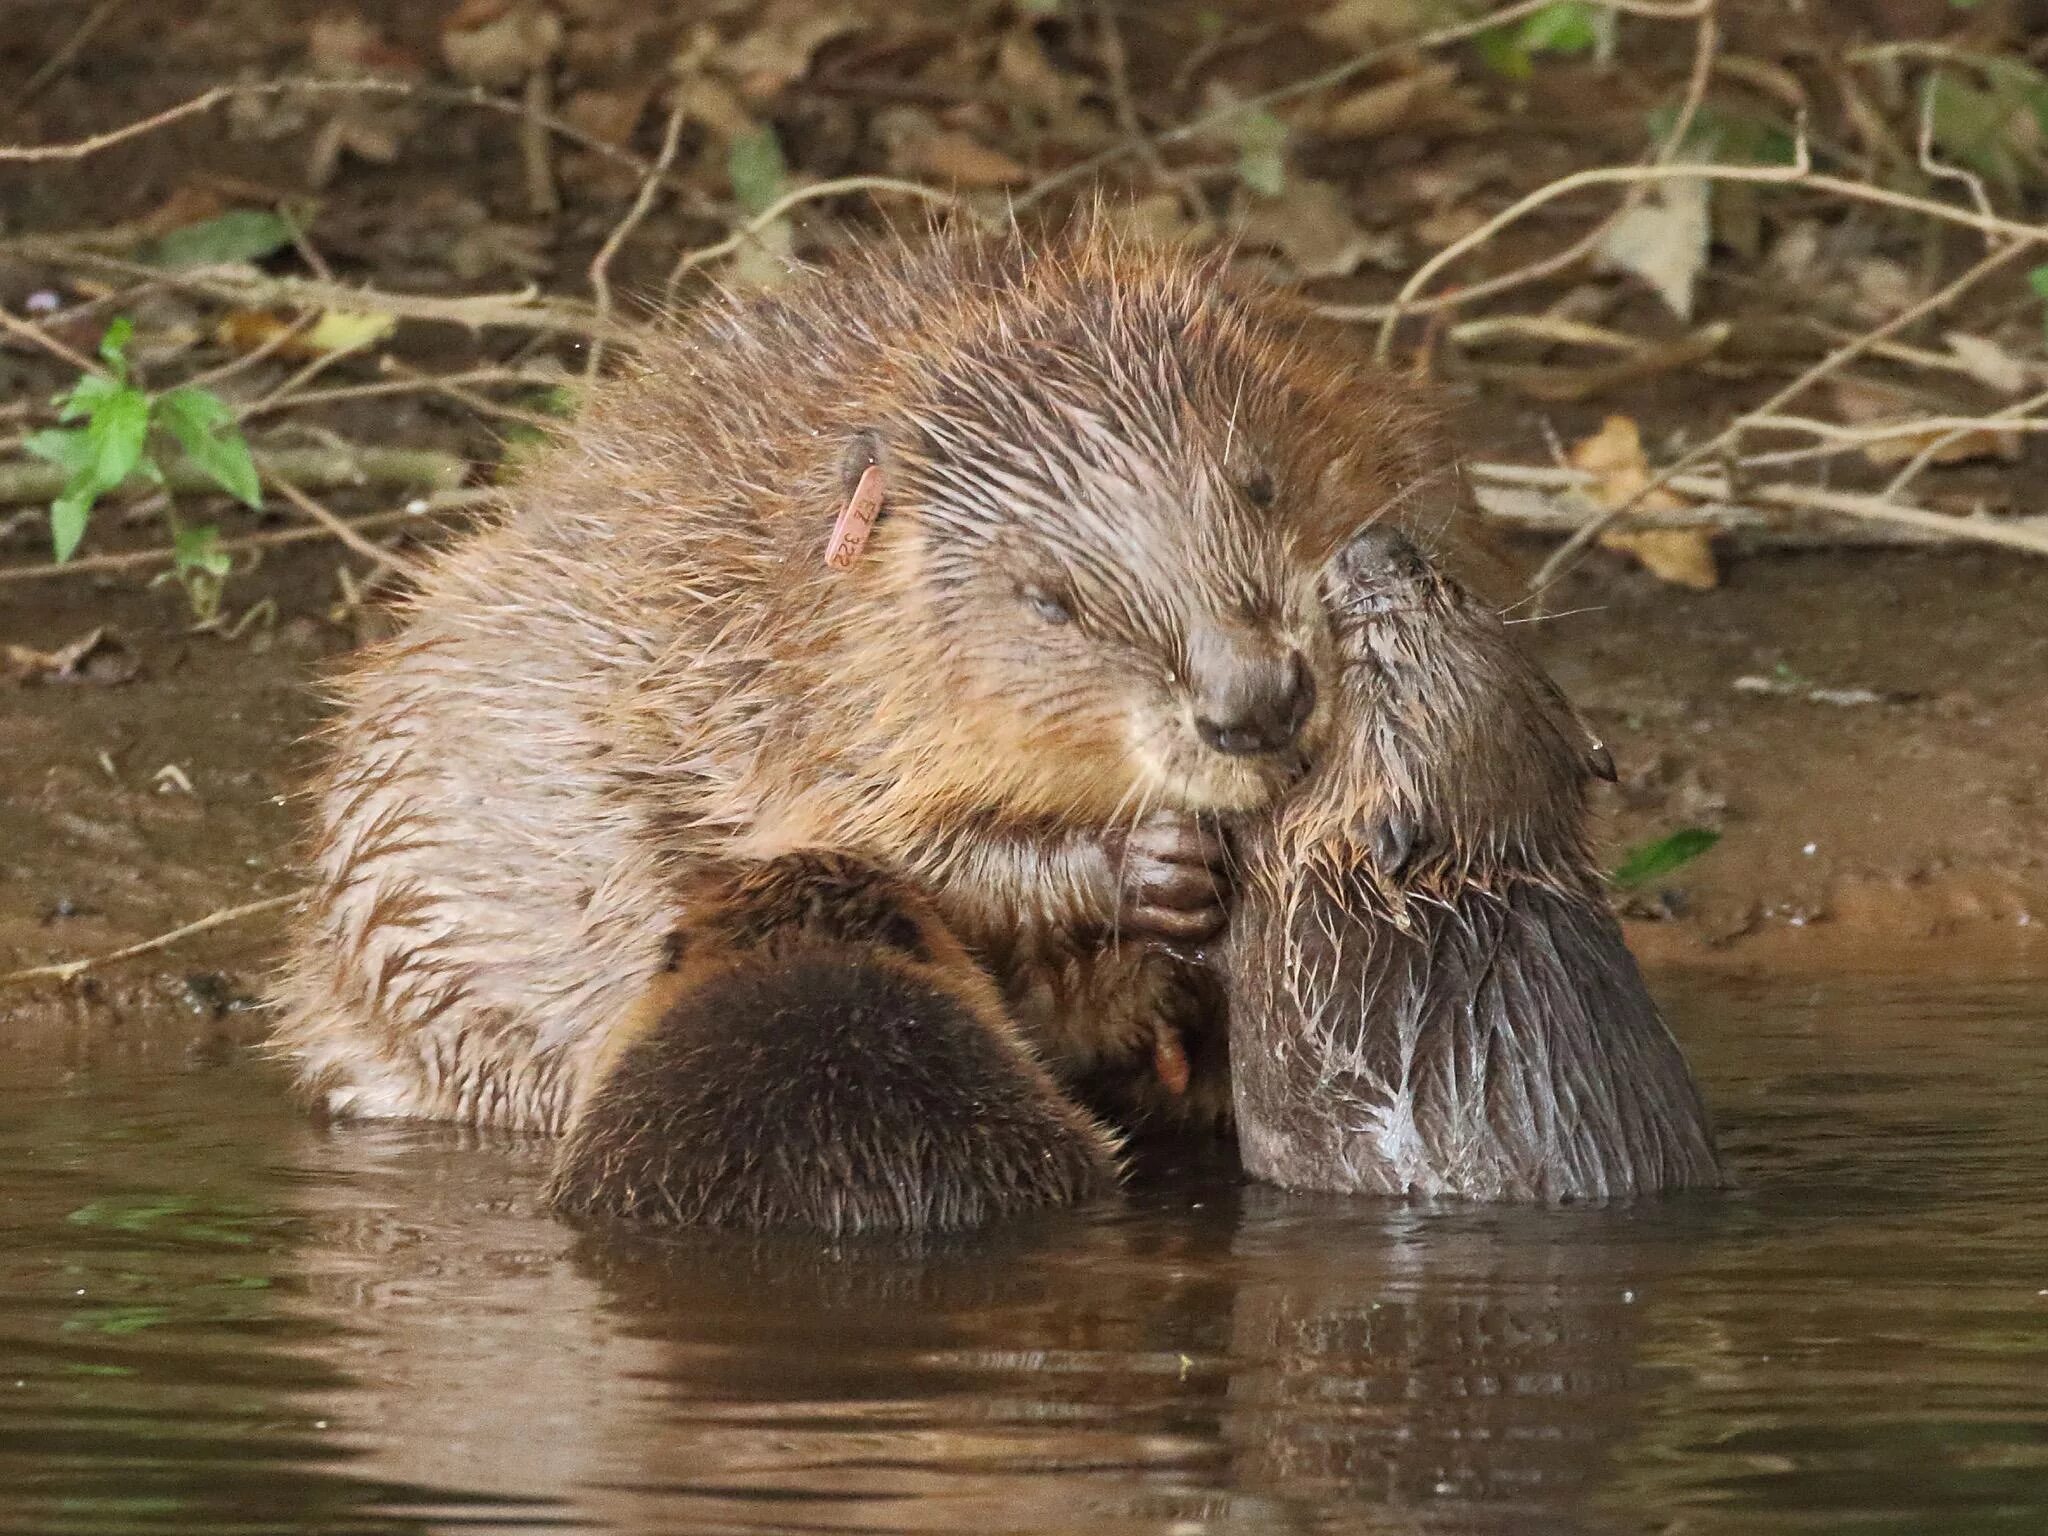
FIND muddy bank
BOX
[5,536,2046,1058]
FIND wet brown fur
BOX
[1228,529,1723,1200]
[549,852,1119,1234]
[268,217,1460,1139]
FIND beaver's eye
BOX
[1240,467,1277,508]
[1019,584,1074,625]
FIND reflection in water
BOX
[2,976,2045,1534]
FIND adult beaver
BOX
[1228,527,1723,1201]
[270,221,1457,1220]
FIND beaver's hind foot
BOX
[547,853,1121,1236]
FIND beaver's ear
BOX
[1369,806,1425,878]
[837,429,885,499]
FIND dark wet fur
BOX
[549,854,1120,1236]
[1233,880,1721,1200]
[1229,532,1723,1201]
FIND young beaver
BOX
[1228,527,1723,1201]
[271,222,1454,1155]
[549,852,1118,1234]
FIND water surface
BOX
[4,976,2045,1535]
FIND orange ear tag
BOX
[826,463,886,570]
[1153,1024,1192,1098]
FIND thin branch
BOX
[1528,237,2041,591]
[0,489,492,584]
[662,176,961,302]
[0,894,298,988]
[0,302,103,376]
[1471,460,2048,557]
[259,460,426,581]
[586,101,687,380]
[1013,0,1714,214]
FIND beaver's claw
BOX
[1105,812,1232,946]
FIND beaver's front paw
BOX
[1104,812,1232,946]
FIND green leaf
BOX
[144,208,295,269]
[50,483,93,562]
[172,522,232,578]
[728,126,788,217]
[1234,107,1288,197]
[156,388,262,508]
[97,317,133,379]
[55,371,123,422]
[86,386,150,492]
[1611,827,1721,890]
[22,427,93,476]
[1477,26,1533,81]
[1519,1,1600,56]
[2028,264,2048,300]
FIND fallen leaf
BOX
[723,1,863,99]
[1598,526,1720,588]
[561,84,653,148]
[879,111,1030,186]
[1859,425,2022,470]
[1944,332,2030,395]
[1570,415,1717,587]
[1235,177,1399,279]
[1569,414,1685,510]
[1099,191,1214,247]
[442,0,562,88]
[1596,175,1709,320]
[303,310,397,353]
[4,628,139,687]
[1315,63,1458,139]
[1309,0,1427,48]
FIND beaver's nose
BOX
[1191,639,1315,757]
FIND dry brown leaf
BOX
[1598,527,1720,589]
[1309,0,1427,48]
[897,126,1032,188]
[442,0,562,88]
[1316,64,1457,139]
[1568,414,1680,508]
[562,84,653,147]
[724,0,863,100]
[1099,192,1214,248]
[1236,178,1399,279]
[1569,416,1717,587]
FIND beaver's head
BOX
[849,241,1463,825]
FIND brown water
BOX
[3,976,2045,1536]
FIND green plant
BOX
[23,319,261,621]
[1611,827,1721,890]
[2030,265,2048,342]
[1478,1,1613,81]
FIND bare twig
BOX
[8,0,129,123]
[586,101,687,380]
[1014,0,1715,214]
[5,241,606,338]
[0,303,103,376]
[662,176,962,302]
[521,67,559,217]
[1528,237,2041,591]
[0,489,493,584]
[1879,385,2048,500]
[0,77,693,190]
[1376,149,1812,360]
[259,459,426,581]
[1471,460,2048,557]
[0,893,298,989]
